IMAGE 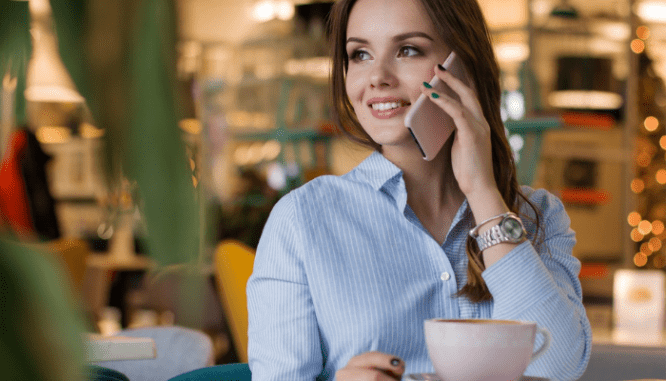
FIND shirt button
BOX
[440,272,451,281]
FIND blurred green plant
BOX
[0,0,31,126]
[0,0,204,377]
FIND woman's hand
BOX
[421,64,497,199]
[336,351,405,381]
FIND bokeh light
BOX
[637,25,651,40]
[660,136,666,150]
[628,212,642,226]
[634,252,648,267]
[631,178,645,193]
[631,228,644,242]
[652,220,665,235]
[631,39,645,54]
[648,237,662,252]
[638,220,653,235]
[657,169,666,184]
[640,242,652,255]
[644,116,659,132]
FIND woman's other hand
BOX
[336,352,405,380]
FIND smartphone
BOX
[404,51,469,161]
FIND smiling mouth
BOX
[370,101,411,111]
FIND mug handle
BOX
[531,327,551,362]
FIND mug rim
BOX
[424,318,537,326]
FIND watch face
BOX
[502,217,525,240]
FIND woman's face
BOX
[345,0,451,149]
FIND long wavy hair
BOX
[328,0,542,302]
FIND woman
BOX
[247,0,591,379]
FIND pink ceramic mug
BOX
[424,319,551,381]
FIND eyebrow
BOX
[346,32,434,45]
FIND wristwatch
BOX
[471,212,527,251]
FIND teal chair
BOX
[167,363,251,381]
[87,365,130,381]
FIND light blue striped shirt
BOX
[247,151,592,380]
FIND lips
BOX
[367,97,411,119]
[367,97,411,110]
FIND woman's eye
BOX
[398,46,421,57]
[349,50,371,62]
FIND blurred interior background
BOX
[1,0,665,372]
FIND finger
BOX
[434,64,484,119]
[420,84,468,127]
[336,367,402,381]
[347,352,405,378]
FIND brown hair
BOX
[328,0,542,302]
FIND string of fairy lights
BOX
[627,24,666,270]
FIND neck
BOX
[382,139,465,217]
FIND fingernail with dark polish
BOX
[437,64,446,71]
[423,81,432,89]
[390,358,401,367]
[431,92,440,99]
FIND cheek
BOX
[345,68,366,102]
[404,66,437,99]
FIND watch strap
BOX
[473,214,526,251]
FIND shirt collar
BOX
[354,151,473,228]
[355,151,403,191]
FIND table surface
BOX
[592,327,666,347]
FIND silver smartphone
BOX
[404,51,470,161]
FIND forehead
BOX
[346,0,436,39]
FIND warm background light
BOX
[633,252,648,267]
[628,212,642,227]
[636,25,651,40]
[652,220,665,235]
[644,116,659,132]
[35,126,71,144]
[656,169,666,184]
[631,228,645,242]
[638,220,653,235]
[648,237,662,252]
[631,178,645,193]
[636,153,651,167]
[631,39,645,54]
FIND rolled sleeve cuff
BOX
[482,240,558,318]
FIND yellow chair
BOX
[214,240,255,363]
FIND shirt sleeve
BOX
[246,192,323,381]
[481,189,592,381]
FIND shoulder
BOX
[518,186,572,236]
[519,186,566,216]
[288,169,374,204]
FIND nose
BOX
[369,58,397,88]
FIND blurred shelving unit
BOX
[489,0,655,303]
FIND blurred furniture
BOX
[214,240,255,363]
[82,251,155,325]
[504,117,560,186]
[167,362,251,381]
[578,343,666,381]
[86,333,156,362]
[37,238,90,292]
[94,326,214,380]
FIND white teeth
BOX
[372,102,403,111]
